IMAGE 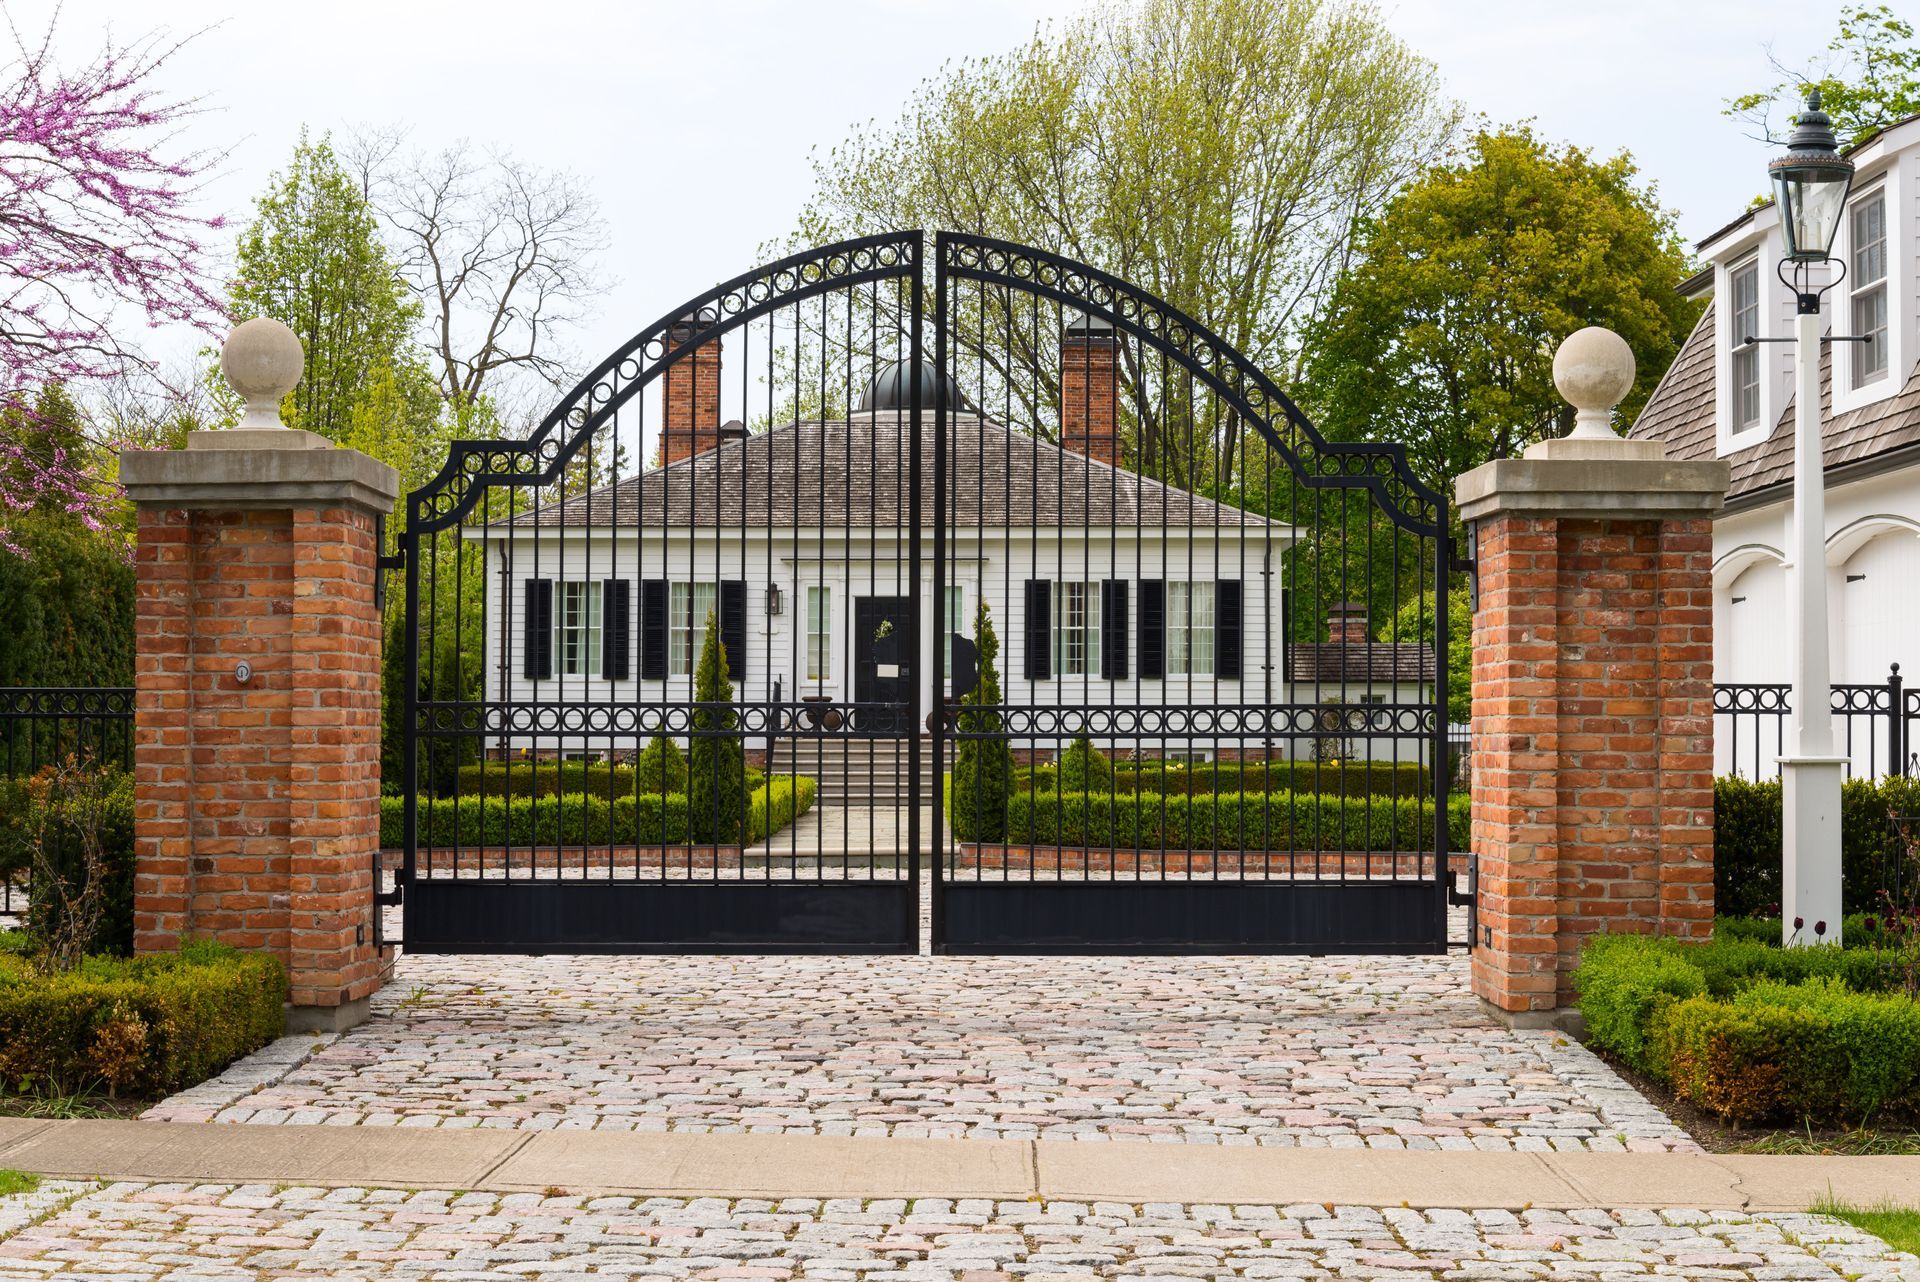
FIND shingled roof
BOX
[498,412,1284,532]
[1630,301,1920,502]
[1286,642,1436,684]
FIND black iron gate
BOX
[396,230,1455,954]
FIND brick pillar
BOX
[1456,331,1728,1018]
[661,309,723,464]
[121,319,400,1031]
[1062,315,1120,466]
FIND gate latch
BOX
[374,513,405,611]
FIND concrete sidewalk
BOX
[2,1117,1913,1210]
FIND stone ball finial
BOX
[1553,326,1636,440]
[221,317,304,430]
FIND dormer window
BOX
[1849,191,1888,388]
[1729,260,1762,428]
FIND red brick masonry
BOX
[133,505,388,1010]
[1469,513,1716,1012]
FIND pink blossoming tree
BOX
[0,17,225,549]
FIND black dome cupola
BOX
[857,359,970,413]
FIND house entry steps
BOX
[389,231,1459,956]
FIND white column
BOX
[1780,302,1845,947]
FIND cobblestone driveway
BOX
[147,949,1696,1151]
[1,1184,1914,1280]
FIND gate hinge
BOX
[374,511,404,611]
[375,884,404,907]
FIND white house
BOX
[1631,111,1920,780]
[469,339,1437,772]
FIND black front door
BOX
[853,596,914,733]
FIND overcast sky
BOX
[14,0,1845,389]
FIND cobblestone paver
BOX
[0,1184,1915,1280]
[145,950,1696,1151]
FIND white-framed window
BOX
[806,586,831,681]
[1850,191,1888,389]
[1166,581,1214,676]
[669,582,718,677]
[943,585,964,679]
[558,581,601,677]
[1729,258,1762,429]
[1052,582,1100,676]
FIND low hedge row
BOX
[1001,789,1471,853]
[452,761,767,801]
[0,937,286,1097]
[383,775,815,847]
[750,775,819,842]
[1716,775,1920,917]
[1574,932,1919,1125]
[1022,759,1432,800]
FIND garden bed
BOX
[0,934,286,1105]
[381,775,818,848]
[1574,918,1920,1137]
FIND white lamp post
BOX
[1769,90,1855,947]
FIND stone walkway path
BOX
[1,1184,1914,1280]
[146,949,1694,1151]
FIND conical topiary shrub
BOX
[688,608,746,843]
[949,600,1015,841]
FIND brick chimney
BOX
[1061,314,1120,466]
[1327,603,1369,644]
[662,308,723,464]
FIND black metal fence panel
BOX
[1715,665,1916,781]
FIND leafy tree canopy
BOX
[1727,4,1920,145]
[783,0,1454,482]
[1305,125,1701,491]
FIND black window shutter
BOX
[1216,579,1243,680]
[602,579,631,681]
[1100,580,1129,680]
[1138,579,1164,679]
[639,579,669,681]
[720,579,748,682]
[1023,580,1052,681]
[523,579,553,680]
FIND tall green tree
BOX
[1305,126,1701,491]
[1727,4,1920,145]
[230,130,438,448]
[0,387,133,691]
[784,0,1453,485]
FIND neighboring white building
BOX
[470,358,1437,766]
[1631,112,1920,779]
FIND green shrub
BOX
[3,765,136,960]
[453,761,639,800]
[1715,774,1920,918]
[1576,930,1920,1125]
[635,736,689,795]
[1653,979,1920,1125]
[950,601,1015,841]
[1056,734,1115,794]
[382,793,692,847]
[0,940,286,1098]
[749,775,819,842]
[1025,759,1432,799]
[688,609,747,844]
[1571,935,1707,1073]
[1001,789,1468,853]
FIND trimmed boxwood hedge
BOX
[1001,789,1471,853]
[0,937,286,1098]
[1573,931,1920,1125]
[1023,759,1432,800]
[383,775,815,847]
[750,775,819,842]
[452,761,765,801]
[1715,775,1920,918]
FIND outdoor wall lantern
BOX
[765,583,783,616]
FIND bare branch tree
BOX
[350,132,611,409]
